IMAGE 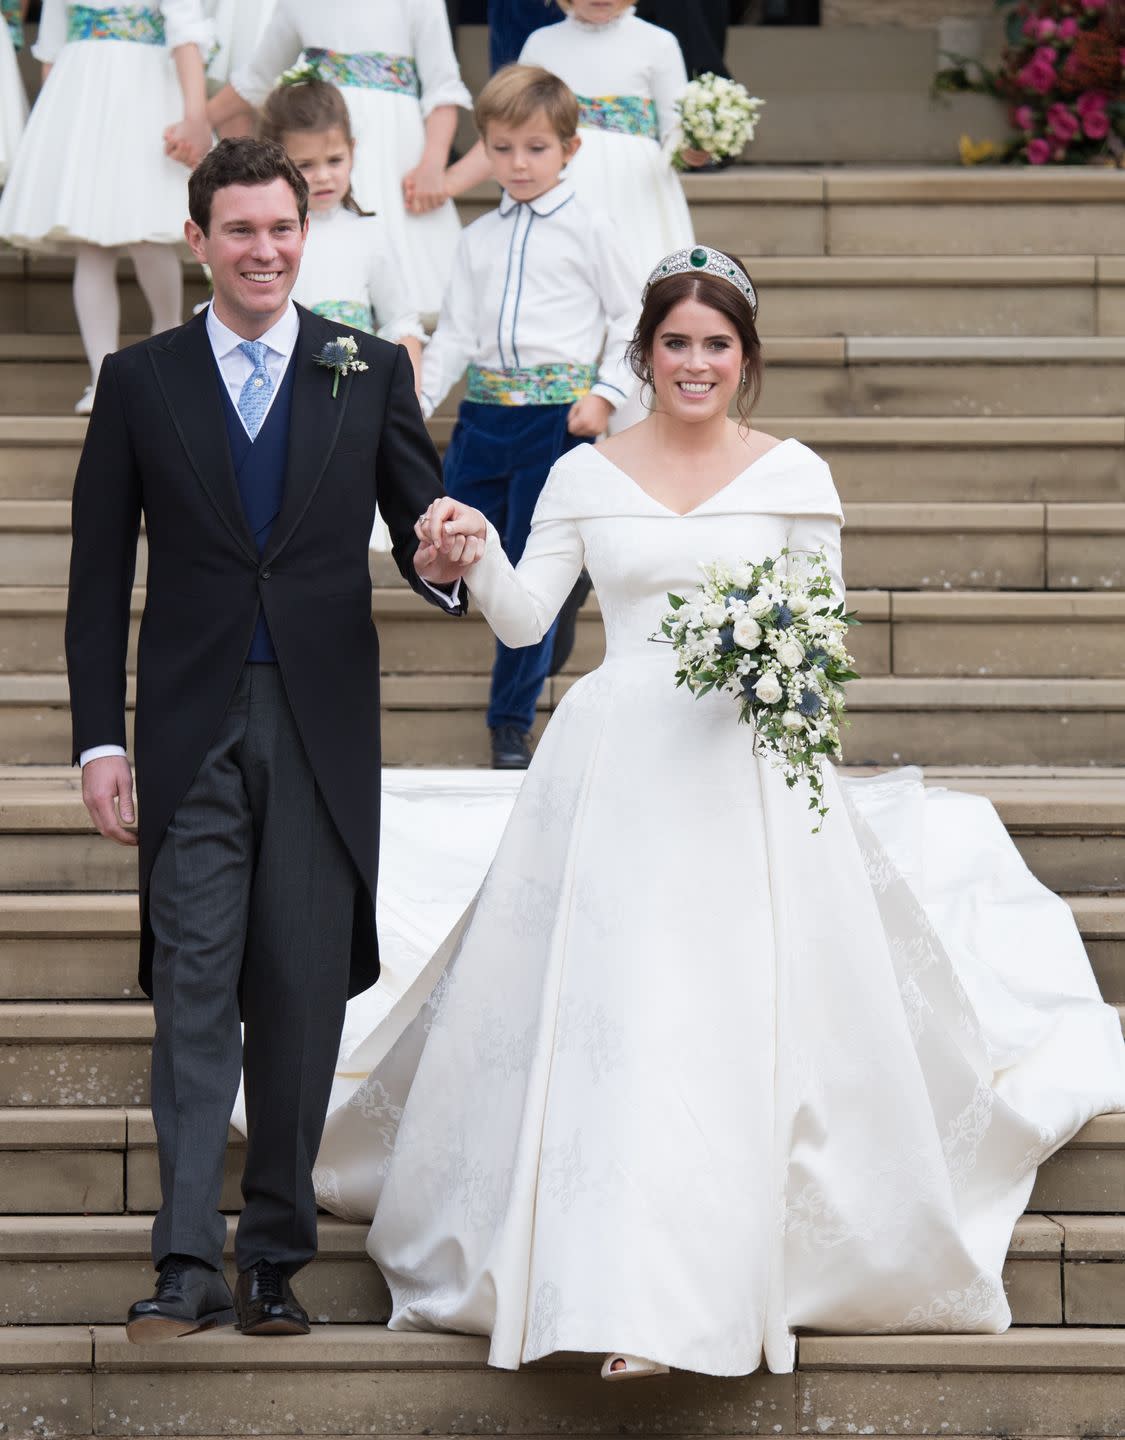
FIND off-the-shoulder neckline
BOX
[587,437,797,518]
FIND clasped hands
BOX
[413,498,489,586]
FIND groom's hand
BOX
[82,756,139,848]
[413,499,487,585]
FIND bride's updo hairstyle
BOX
[627,248,763,426]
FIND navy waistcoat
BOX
[215,352,297,662]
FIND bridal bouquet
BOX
[676,73,765,168]
[657,550,859,828]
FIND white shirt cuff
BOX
[80,744,128,768]
[421,576,463,610]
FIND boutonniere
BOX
[315,335,369,398]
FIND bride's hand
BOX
[413,498,488,584]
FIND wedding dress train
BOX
[304,440,1125,1376]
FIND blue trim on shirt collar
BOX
[498,179,575,218]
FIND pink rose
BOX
[1047,101,1081,141]
[1018,59,1057,94]
[1023,16,1040,37]
[1027,137,1053,164]
[1076,90,1108,116]
[1038,16,1057,38]
[1058,17,1079,40]
[1014,104,1035,130]
[1082,110,1111,139]
[1033,46,1058,64]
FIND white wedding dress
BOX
[307,439,1125,1377]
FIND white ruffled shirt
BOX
[33,0,215,62]
[230,0,471,116]
[520,9,688,150]
[420,179,639,419]
[290,206,424,343]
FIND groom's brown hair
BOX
[188,137,310,235]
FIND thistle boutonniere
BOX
[315,335,369,398]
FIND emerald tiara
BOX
[645,246,757,315]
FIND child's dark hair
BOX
[259,77,370,217]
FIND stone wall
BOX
[822,0,994,24]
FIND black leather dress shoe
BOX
[234,1260,311,1336]
[491,723,532,770]
[126,1255,236,1344]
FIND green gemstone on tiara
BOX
[689,247,709,268]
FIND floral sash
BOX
[2,0,23,49]
[66,4,166,44]
[466,363,597,407]
[576,94,658,141]
[311,300,377,336]
[302,48,420,98]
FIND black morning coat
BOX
[64,305,466,1000]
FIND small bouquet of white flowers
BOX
[676,72,764,169]
[657,550,859,828]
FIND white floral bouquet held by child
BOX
[656,549,859,828]
[675,72,765,170]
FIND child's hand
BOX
[403,162,448,215]
[165,116,212,169]
[679,146,713,169]
[567,394,614,438]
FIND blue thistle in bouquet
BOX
[656,549,860,829]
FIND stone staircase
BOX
[0,168,1123,1435]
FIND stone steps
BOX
[3,414,1121,504]
[0,1103,1120,1218]
[1,884,1117,1004]
[6,333,1125,418]
[0,1324,1121,1440]
[8,585,1125,683]
[4,499,1125,593]
[2,671,1120,767]
[0,1211,1118,1329]
[0,767,1120,895]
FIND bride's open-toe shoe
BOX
[600,1352,670,1382]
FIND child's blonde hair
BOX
[474,64,579,144]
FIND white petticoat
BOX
[0,39,191,250]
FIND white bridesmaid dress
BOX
[0,14,27,186]
[0,0,213,250]
[204,0,276,88]
[230,0,470,316]
[520,9,694,288]
[299,439,1125,1377]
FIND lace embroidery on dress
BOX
[942,1080,996,1190]
[892,1272,1007,1333]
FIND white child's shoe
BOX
[74,385,96,416]
[600,1353,670,1382]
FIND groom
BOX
[66,138,469,1342]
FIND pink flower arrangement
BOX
[936,1,1125,165]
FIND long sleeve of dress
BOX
[465,514,586,649]
[786,510,846,612]
[161,0,216,56]
[411,0,472,116]
[419,237,477,417]
[229,0,302,105]
[649,24,688,154]
[31,0,66,62]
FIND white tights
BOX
[73,242,183,388]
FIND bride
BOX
[312,247,1125,1380]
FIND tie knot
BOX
[239,340,269,370]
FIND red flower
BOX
[1047,101,1081,139]
[1014,103,1036,129]
[1027,137,1053,163]
[1082,108,1111,138]
[1076,88,1108,115]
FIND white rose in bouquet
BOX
[733,617,762,650]
[782,710,805,731]
[701,602,728,628]
[754,672,783,704]
[777,639,805,668]
[747,592,774,619]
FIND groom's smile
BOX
[185,177,309,341]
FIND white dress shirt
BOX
[80,299,456,768]
[420,178,640,419]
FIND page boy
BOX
[420,64,637,769]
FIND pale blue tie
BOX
[237,340,274,440]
